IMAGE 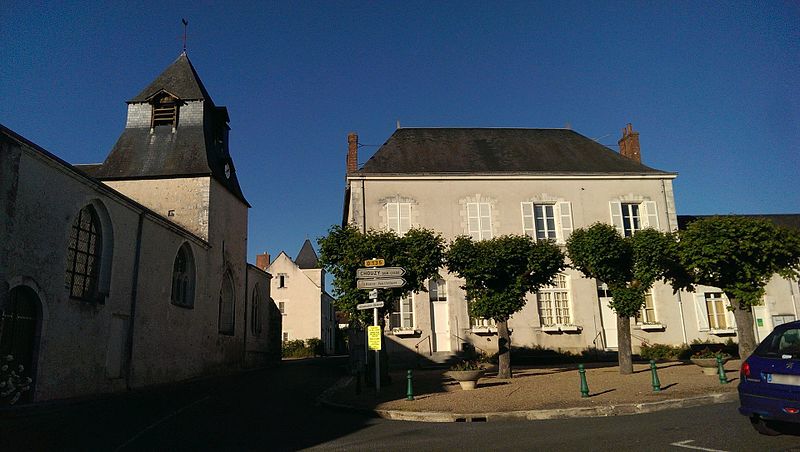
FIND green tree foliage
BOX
[445,234,565,378]
[677,216,800,359]
[567,224,680,374]
[317,224,445,326]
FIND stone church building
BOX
[0,52,281,403]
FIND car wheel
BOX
[751,416,781,436]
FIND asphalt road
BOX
[3,357,800,451]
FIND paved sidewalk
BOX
[320,359,740,422]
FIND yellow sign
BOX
[367,325,382,350]
[364,258,385,267]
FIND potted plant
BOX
[445,360,486,390]
[689,347,731,375]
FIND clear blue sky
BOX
[2,1,798,263]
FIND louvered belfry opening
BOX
[151,93,178,128]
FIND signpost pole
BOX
[373,304,380,392]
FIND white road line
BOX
[114,395,211,451]
[670,439,729,452]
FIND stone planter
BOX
[445,369,485,390]
[690,357,730,375]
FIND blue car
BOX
[739,320,800,435]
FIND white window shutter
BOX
[724,294,737,328]
[609,201,624,235]
[694,293,710,331]
[557,201,573,243]
[641,201,659,230]
[480,203,492,239]
[521,202,534,236]
[467,203,479,238]
[387,203,398,232]
[399,203,411,234]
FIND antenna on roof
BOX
[181,18,188,53]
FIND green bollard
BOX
[650,359,661,392]
[407,369,414,400]
[716,356,728,384]
[578,364,589,398]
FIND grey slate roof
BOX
[294,239,320,269]
[678,214,800,231]
[129,53,213,103]
[357,128,670,175]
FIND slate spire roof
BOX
[129,52,213,103]
[357,128,672,175]
[294,239,320,269]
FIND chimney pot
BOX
[618,123,641,163]
[256,252,271,271]
[347,132,359,173]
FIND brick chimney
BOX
[618,123,641,163]
[347,132,358,173]
[256,252,271,271]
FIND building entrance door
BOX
[430,301,451,352]
[599,295,618,350]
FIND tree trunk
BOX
[617,314,633,375]
[497,320,512,379]
[731,299,758,360]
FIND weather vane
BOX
[182,18,188,53]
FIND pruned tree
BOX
[567,223,681,374]
[318,224,446,326]
[445,234,565,379]
[677,216,800,359]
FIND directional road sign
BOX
[356,301,385,310]
[357,267,406,278]
[357,277,406,289]
[364,258,385,267]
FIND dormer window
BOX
[151,93,179,129]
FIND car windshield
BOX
[755,327,800,359]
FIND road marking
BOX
[670,439,729,452]
[114,395,211,451]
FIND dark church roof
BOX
[91,53,248,206]
[128,53,213,103]
[295,239,320,269]
[357,128,671,175]
[678,214,800,231]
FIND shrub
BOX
[639,343,689,361]
[450,359,483,371]
[281,338,326,358]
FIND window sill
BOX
[710,328,737,336]
[541,325,582,334]
[391,328,421,337]
[639,323,665,332]
[470,327,497,336]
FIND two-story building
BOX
[342,125,800,359]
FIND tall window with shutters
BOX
[466,202,492,240]
[386,202,412,235]
[609,200,659,236]
[521,201,573,243]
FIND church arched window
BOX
[250,284,262,336]
[171,243,195,308]
[65,205,103,302]
[218,272,235,335]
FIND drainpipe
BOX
[676,291,688,345]
[125,212,145,390]
[790,278,799,321]
[361,179,366,233]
